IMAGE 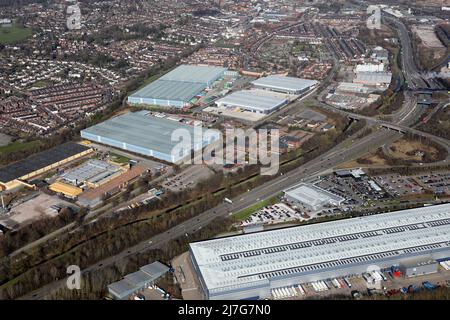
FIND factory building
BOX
[77,165,147,208]
[61,159,125,188]
[189,203,450,300]
[127,65,227,108]
[252,75,318,95]
[108,261,169,300]
[215,90,288,114]
[284,183,345,211]
[336,82,373,94]
[355,63,385,73]
[354,72,392,86]
[80,111,220,164]
[49,181,83,199]
[0,142,93,190]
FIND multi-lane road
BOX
[21,126,401,300]
[384,15,446,91]
[19,13,450,301]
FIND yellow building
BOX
[49,181,83,198]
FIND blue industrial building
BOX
[80,111,220,163]
[128,65,227,108]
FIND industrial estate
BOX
[0,0,449,306]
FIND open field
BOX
[412,25,446,49]
[0,140,42,154]
[388,139,439,162]
[337,153,387,169]
[0,25,32,44]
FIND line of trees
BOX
[0,114,366,299]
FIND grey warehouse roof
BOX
[284,183,344,208]
[81,111,215,155]
[62,159,120,185]
[0,142,91,183]
[190,203,450,294]
[160,64,227,84]
[355,72,392,84]
[252,75,318,92]
[129,80,206,102]
[128,64,226,103]
[108,261,169,299]
[216,90,287,112]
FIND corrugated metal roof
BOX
[107,261,169,299]
[252,75,318,92]
[140,261,170,277]
[81,111,215,155]
[216,90,287,112]
[125,270,152,287]
[0,142,91,183]
[49,181,83,197]
[284,183,344,207]
[130,80,206,102]
[190,203,450,292]
[128,65,226,103]
[108,280,136,299]
[354,72,392,84]
[160,64,226,84]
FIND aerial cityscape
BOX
[0,0,449,306]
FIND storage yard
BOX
[127,65,227,108]
[0,193,76,228]
[188,204,450,300]
[80,111,220,163]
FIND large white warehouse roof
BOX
[252,75,318,93]
[215,90,287,113]
[190,203,450,295]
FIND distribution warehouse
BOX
[252,75,318,94]
[284,183,345,211]
[189,204,450,300]
[80,111,220,163]
[127,65,227,108]
[215,90,288,114]
[0,142,93,190]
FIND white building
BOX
[356,63,385,73]
[190,204,450,300]
[354,72,392,86]
[284,183,345,211]
[215,90,288,114]
[252,75,318,95]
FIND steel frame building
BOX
[284,183,345,211]
[0,142,93,190]
[189,204,450,300]
[252,75,318,95]
[80,111,220,164]
[215,90,288,114]
[127,65,227,108]
[108,261,169,300]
